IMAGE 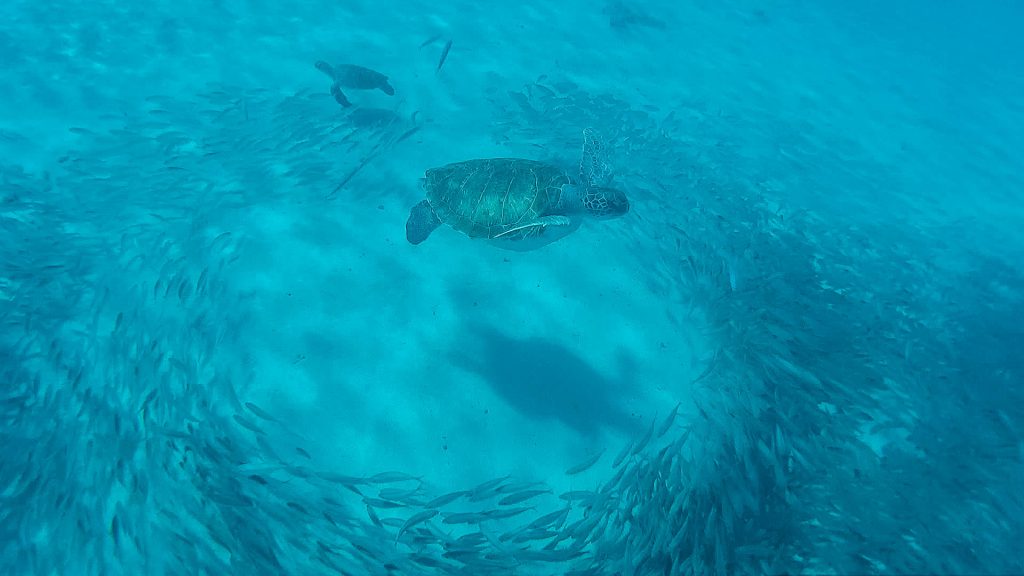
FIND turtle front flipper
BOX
[330,83,352,107]
[315,61,352,107]
[406,200,442,245]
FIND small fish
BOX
[559,490,598,503]
[511,528,559,543]
[656,402,682,438]
[378,487,421,501]
[368,471,421,484]
[601,460,629,493]
[322,511,339,527]
[110,515,120,547]
[363,497,406,509]
[195,267,208,294]
[631,417,656,455]
[327,153,374,198]
[775,424,787,453]
[468,475,510,501]
[320,472,368,488]
[424,490,468,508]
[394,126,421,145]
[395,509,439,543]
[365,503,383,528]
[177,277,191,302]
[498,489,550,506]
[232,413,264,435]
[495,481,545,494]
[692,350,719,384]
[613,438,634,468]
[484,506,533,519]
[565,512,603,541]
[206,490,254,507]
[436,39,452,73]
[419,33,442,48]
[442,511,490,525]
[210,231,233,251]
[565,449,605,475]
[526,506,570,530]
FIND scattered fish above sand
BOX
[436,39,452,73]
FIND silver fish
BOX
[368,471,421,484]
[613,437,634,468]
[395,509,439,543]
[565,449,605,475]
[442,512,490,525]
[526,506,570,530]
[498,489,550,506]
[244,401,279,423]
[656,402,682,438]
[424,490,468,508]
[468,475,510,501]
[436,39,453,73]
[363,497,406,509]
[484,506,533,519]
[631,417,656,455]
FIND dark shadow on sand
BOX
[450,323,639,436]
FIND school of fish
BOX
[2,28,1022,576]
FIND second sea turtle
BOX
[315,61,395,107]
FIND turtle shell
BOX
[334,64,391,91]
[423,158,572,239]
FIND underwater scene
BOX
[1,0,1022,574]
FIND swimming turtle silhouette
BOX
[314,61,395,108]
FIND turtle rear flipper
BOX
[406,200,442,244]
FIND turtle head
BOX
[582,186,630,219]
[314,60,335,77]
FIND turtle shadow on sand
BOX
[449,324,640,437]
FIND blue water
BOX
[2,0,1022,574]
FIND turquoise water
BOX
[2,0,1022,574]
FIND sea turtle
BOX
[405,129,629,250]
[314,61,395,108]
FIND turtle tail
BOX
[406,200,442,245]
